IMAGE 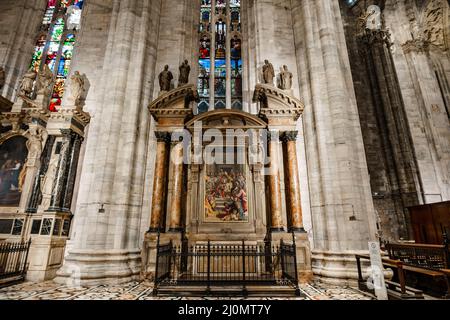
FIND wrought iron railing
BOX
[154,235,300,296]
[0,240,31,284]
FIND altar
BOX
[141,84,312,289]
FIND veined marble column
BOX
[268,131,284,232]
[282,131,305,233]
[149,132,170,233]
[48,130,78,213]
[26,135,55,213]
[61,133,83,212]
[168,141,184,232]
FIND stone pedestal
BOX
[26,211,72,282]
[270,232,313,284]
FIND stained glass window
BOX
[198,0,242,113]
[29,0,85,112]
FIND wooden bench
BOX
[385,241,450,299]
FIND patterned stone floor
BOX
[0,281,374,300]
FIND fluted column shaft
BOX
[282,131,305,233]
[149,132,170,233]
[168,141,184,232]
[268,131,284,232]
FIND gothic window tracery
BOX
[30,0,85,112]
[198,0,242,113]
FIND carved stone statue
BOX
[24,127,46,161]
[178,60,191,87]
[67,5,82,30]
[262,60,275,85]
[36,64,54,95]
[40,157,59,210]
[279,65,293,90]
[19,68,37,97]
[0,66,5,90]
[159,65,173,92]
[70,71,85,104]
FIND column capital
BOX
[60,128,82,141]
[282,131,299,142]
[155,131,171,143]
[267,130,281,142]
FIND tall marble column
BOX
[282,131,305,233]
[149,132,170,233]
[61,133,83,212]
[56,0,162,285]
[291,0,378,282]
[168,140,184,232]
[268,131,284,232]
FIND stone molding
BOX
[148,84,198,119]
[253,84,304,123]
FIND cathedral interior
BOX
[0,0,449,300]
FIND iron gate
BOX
[0,240,31,286]
[154,235,300,296]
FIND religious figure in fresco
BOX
[279,65,293,90]
[204,166,248,222]
[158,65,173,92]
[262,60,275,85]
[19,68,37,97]
[0,137,28,206]
[178,60,191,87]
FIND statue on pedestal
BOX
[0,66,5,90]
[40,157,59,210]
[70,71,86,105]
[178,60,191,87]
[279,65,293,90]
[24,127,46,161]
[36,64,54,96]
[262,60,275,85]
[19,68,37,97]
[159,65,173,92]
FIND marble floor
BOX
[0,281,374,300]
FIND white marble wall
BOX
[0,0,46,101]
